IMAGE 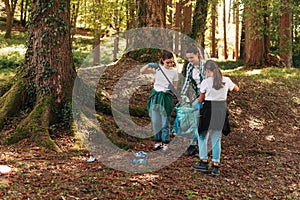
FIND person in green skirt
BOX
[140,51,178,152]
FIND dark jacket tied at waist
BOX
[198,100,227,132]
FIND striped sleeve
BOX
[199,61,206,83]
[180,63,193,96]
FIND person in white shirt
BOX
[140,51,179,152]
[192,60,239,176]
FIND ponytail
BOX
[204,60,224,90]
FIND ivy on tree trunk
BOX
[188,0,208,47]
[0,0,75,150]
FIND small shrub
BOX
[0,51,24,70]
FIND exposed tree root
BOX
[3,96,59,151]
[0,80,26,130]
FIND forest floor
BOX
[0,57,300,199]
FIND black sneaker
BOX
[152,143,162,151]
[211,165,220,176]
[192,161,208,173]
[184,145,197,156]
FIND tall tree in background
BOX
[125,0,136,47]
[112,0,121,61]
[234,0,239,60]
[0,0,75,149]
[20,0,29,26]
[166,0,173,30]
[189,0,209,47]
[211,0,218,58]
[291,0,300,66]
[70,0,81,39]
[223,0,228,59]
[263,2,270,59]
[244,0,268,66]
[93,0,101,65]
[182,1,192,54]
[166,0,173,50]
[174,2,181,54]
[239,15,245,59]
[4,0,18,38]
[279,0,293,67]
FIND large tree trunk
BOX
[4,0,18,38]
[137,0,166,28]
[244,0,267,67]
[182,2,192,54]
[189,0,208,47]
[0,0,75,150]
[279,0,293,67]
[127,0,167,61]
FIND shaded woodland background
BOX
[0,0,299,199]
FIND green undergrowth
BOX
[225,66,299,79]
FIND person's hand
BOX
[148,62,159,69]
[193,101,202,110]
[167,83,175,91]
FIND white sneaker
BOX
[162,145,168,152]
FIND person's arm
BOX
[180,64,192,96]
[198,92,205,102]
[232,85,239,92]
[226,77,239,92]
[140,63,157,74]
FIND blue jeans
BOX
[190,100,201,145]
[150,109,171,144]
[198,130,222,163]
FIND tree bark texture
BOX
[4,0,18,38]
[0,0,75,149]
[234,0,239,60]
[211,1,217,58]
[223,0,228,59]
[244,0,267,67]
[279,0,293,67]
[137,0,166,28]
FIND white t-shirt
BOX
[154,65,179,92]
[192,68,201,88]
[200,76,235,101]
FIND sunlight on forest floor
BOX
[0,46,26,55]
[246,69,262,75]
